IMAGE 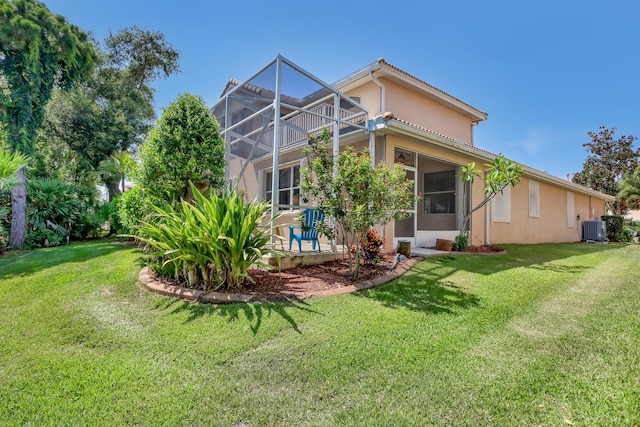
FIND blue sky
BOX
[44,0,639,179]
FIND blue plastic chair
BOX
[289,209,325,252]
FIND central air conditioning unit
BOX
[582,220,606,242]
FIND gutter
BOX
[374,117,616,202]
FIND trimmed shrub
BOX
[452,231,471,252]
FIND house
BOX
[211,55,614,252]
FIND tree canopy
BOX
[0,0,97,248]
[572,126,639,214]
[41,26,179,201]
[105,25,179,95]
[137,93,226,203]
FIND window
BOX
[265,164,300,208]
[423,170,456,214]
[492,186,511,223]
[566,191,574,228]
[529,180,540,217]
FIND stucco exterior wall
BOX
[383,79,474,144]
[378,134,610,250]
[345,81,381,116]
[489,177,607,244]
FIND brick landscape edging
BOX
[138,257,422,304]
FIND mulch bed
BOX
[244,254,399,300]
[464,245,505,254]
[139,246,505,303]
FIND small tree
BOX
[454,156,524,251]
[98,150,136,197]
[137,93,226,204]
[300,129,415,278]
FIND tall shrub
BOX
[137,93,225,204]
[601,215,624,242]
[115,186,154,235]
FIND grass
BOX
[0,240,638,426]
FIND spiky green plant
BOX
[133,185,280,290]
[0,149,28,191]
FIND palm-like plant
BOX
[0,150,29,248]
[618,166,640,208]
[27,178,83,244]
[98,150,136,199]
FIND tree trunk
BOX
[9,167,27,250]
[105,178,121,202]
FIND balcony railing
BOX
[260,103,367,152]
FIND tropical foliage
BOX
[26,177,83,248]
[300,129,415,277]
[618,165,640,206]
[454,156,524,251]
[133,186,278,290]
[0,149,28,191]
[0,149,28,249]
[0,0,97,248]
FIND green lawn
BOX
[0,241,638,426]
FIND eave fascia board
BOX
[331,60,383,92]
[377,118,615,202]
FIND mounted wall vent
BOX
[582,220,606,242]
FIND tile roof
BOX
[388,117,614,200]
[377,58,487,120]
[391,117,500,157]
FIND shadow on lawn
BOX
[355,243,623,313]
[152,297,321,335]
[355,263,481,314]
[0,240,130,279]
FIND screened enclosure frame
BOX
[212,55,370,244]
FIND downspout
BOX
[369,70,385,113]
[471,121,477,146]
